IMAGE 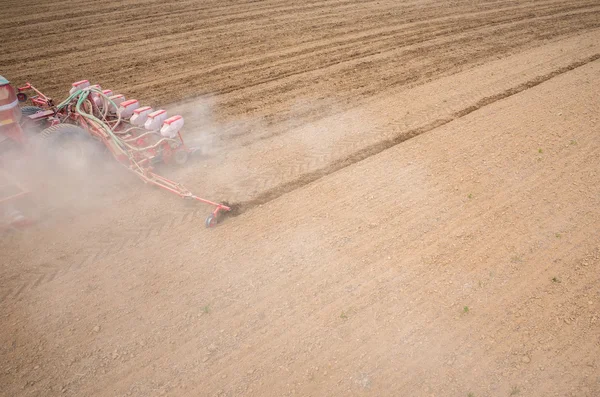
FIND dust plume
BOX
[0,123,129,230]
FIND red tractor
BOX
[0,76,230,229]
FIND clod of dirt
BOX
[221,201,243,218]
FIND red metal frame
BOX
[17,83,53,108]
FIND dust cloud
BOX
[0,123,128,229]
[166,94,345,208]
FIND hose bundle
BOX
[55,88,177,159]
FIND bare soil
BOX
[1,1,599,396]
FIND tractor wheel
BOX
[21,106,43,116]
[38,124,100,172]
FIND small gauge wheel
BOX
[205,214,218,228]
[174,149,189,166]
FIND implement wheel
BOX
[205,214,218,228]
[39,124,100,171]
[173,149,189,166]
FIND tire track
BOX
[1,205,208,302]
[230,53,600,213]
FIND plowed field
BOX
[1,1,599,396]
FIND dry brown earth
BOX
[1,1,599,396]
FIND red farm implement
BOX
[0,76,230,228]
